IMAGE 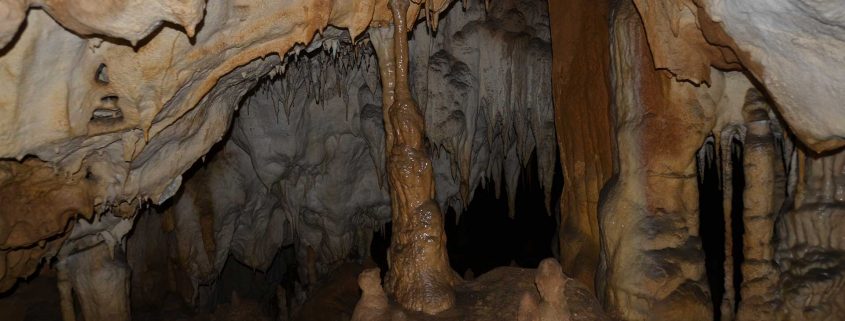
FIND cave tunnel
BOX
[1,0,845,320]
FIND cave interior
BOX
[0,0,844,320]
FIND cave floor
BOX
[0,264,610,321]
[354,266,609,321]
[0,270,61,321]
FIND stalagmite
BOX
[376,0,458,314]
[57,244,131,321]
[735,89,780,321]
[56,263,76,321]
[518,258,573,321]
[351,268,391,321]
[547,0,614,292]
[599,1,715,320]
[718,125,743,321]
[55,212,135,321]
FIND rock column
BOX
[547,0,614,292]
[736,91,780,321]
[57,243,131,321]
[598,2,713,320]
[369,0,458,315]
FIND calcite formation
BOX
[517,259,573,321]
[776,146,845,321]
[598,3,718,319]
[375,0,458,314]
[547,0,614,291]
[351,268,392,321]
[0,0,844,320]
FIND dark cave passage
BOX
[697,140,725,321]
[729,139,745,312]
[372,150,563,278]
[696,138,746,321]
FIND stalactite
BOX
[405,0,554,219]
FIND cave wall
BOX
[546,1,845,320]
[628,0,845,151]
[0,0,459,295]
[0,0,387,292]
[138,0,556,309]
[141,38,393,304]
[776,147,845,321]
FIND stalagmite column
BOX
[718,125,742,321]
[57,243,131,321]
[53,212,135,321]
[735,90,780,321]
[56,264,76,321]
[369,0,458,314]
[547,0,614,292]
[599,1,713,320]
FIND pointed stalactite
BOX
[370,0,458,315]
[736,89,780,321]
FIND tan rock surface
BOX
[547,0,614,293]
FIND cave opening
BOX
[371,149,563,278]
[729,138,745,312]
[445,149,563,276]
[696,137,746,321]
[697,139,725,321]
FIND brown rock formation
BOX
[375,0,459,314]
[0,159,91,291]
[351,268,391,321]
[547,0,614,292]
[735,90,780,321]
[518,258,572,321]
[350,260,609,321]
[776,146,845,320]
[599,1,717,319]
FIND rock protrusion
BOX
[518,258,571,321]
[351,268,391,321]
